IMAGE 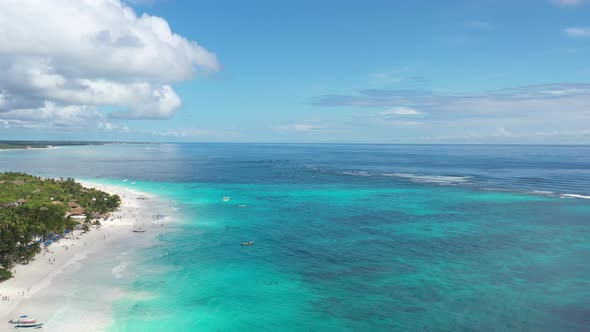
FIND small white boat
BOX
[122,179,128,182]
[222,196,231,202]
[8,318,36,324]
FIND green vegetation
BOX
[0,267,12,281]
[0,140,109,149]
[0,143,47,149]
[0,141,155,150]
[0,172,121,279]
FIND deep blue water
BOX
[2,144,589,196]
[1,144,589,331]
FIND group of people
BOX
[0,288,31,301]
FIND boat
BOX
[132,229,146,233]
[8,319,36,324]
[14,323,43,329]
[122,179,128,182]
[241,241,254,246]
[222,196,231,202]
[237,204,247,208]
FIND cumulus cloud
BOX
[0,102,111,130]
[0,0,219,128]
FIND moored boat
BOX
[8,318,36,324]
[14,323,43,329]
[241,241,254,246]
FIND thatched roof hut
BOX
[70,206,85,216]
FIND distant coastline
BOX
[0,141,157,150]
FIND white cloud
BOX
[0,101,112,130]
[125,0,159,4]
[277,124,323,132]
[493,127,513,137]
[379,107,423,116]
[565,27,590,37]
[311,83,590,143]
[369,66,410,83]
[384,120,423,127]
[552,0,584,6]
[150,128,240,139]
[0,0,219,126]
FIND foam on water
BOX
[560,193,590,199]
[381,172,471,184]
[111,261,128,280]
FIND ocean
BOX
[1,143,589,331]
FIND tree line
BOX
[0,172,121,281]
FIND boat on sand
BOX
[8,317,36,324]
[14,323,43,329]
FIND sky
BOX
[1,0,590,144]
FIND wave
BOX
[560,194,590,200]
[341,171,371,177]
[112,261,128,279]
[529,190,555,195]
[334,169,590,200]
[380,173,471,184]
[337,169,471,185]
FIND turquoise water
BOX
[1,144,590,330]
[103,180,590,331]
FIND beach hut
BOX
[70,206,85,216]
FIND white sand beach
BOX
[0,182,170,331]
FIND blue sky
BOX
[1,0,590,143]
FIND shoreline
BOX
[0,181,172,331]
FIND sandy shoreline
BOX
[0,181,170,331]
